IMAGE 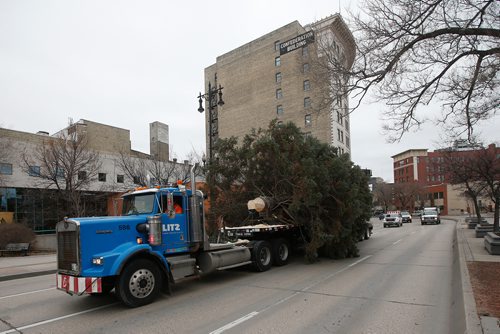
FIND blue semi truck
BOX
[56,165,299,307]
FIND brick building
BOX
[391,142,499,215]
[202,14,355,157]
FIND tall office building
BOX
[203,14,355,157]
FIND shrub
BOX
[0,223,36,249]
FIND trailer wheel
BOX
[116,259,161,307]
[272,238,290,266]
[252,240,273,272]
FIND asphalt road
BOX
[0,218,459,334]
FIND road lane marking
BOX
[210,255,373,333]
[209,311,259,334]
[393,239,402,245]
[348,255,372,268]
[0,303,117,334]
[0,287,55,300]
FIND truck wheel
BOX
[252,240,273,272]
[116,259,161,307]
[272,238,290,266]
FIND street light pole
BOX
[197,82,224,224]
[197,82,224,162]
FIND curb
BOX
[0,269,57,282]
[456,220,483,334]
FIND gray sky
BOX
[1,0,498,182]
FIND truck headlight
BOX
[92,257,104,266]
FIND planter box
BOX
[466,217,488,229]
[475,224,494,238]
[484,232,500,255]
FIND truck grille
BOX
[56,220,80,275]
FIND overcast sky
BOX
[1,0,498,182]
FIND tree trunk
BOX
[494,195,499,233]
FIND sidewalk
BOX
[455,215,500,334]
[0,253,56,282]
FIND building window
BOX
[276,72,282,83]
[28,166,40,177]
[275,56,281,67]
[346,136,350,148]
[304,97,311,108]
[341,130,344,143]
[337,129,341,141]
[56,167,65,178]
[305,114,312,127]
[0,163,12,175]
[117,174,124,183]
[337,111,343,125]
[133,176,141,184]
[345,119,349,131]
[302,46,308,57]
[78,171,87,180]
[303,80,310,91]
[303,63,310,73]
[275,40,280,51]
[98,173,106,182]
[276,89,283,99]
[276,105,283,116]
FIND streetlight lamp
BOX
[197,82,224,162]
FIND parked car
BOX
[401,211,412,223]
[383,213,403,227]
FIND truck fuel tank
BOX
[197,246,251,275]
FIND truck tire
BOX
[252,240,273,272]
[272,238,290,266]
[116,259,162,307]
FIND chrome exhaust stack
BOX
[189,164,204,249]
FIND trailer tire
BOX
[272,238,290,266]
[116,259,161,307]
[252,240,273,272]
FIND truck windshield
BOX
[122,193,155,215]
[423,210,438,215]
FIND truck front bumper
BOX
[56,273,102,295]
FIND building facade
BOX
[0,120,189,230]
[391,142,499,215]
[203,14,355,157]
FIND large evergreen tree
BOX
[207,121,372,261]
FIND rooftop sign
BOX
[279,31,315,55]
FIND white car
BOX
[401,211,412,223]
[421,209,441,225]
[383,213,403,227]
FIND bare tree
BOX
[443,148,487,220]
[373,182,394,211]
[22,123,102,217]
[471,145,500,231]
[392,182,423,211]
[117,149,205,187]
[313,0,499,141]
